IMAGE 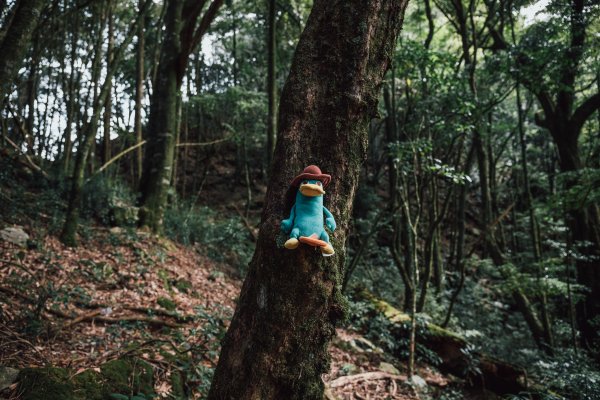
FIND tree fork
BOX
[207,1,408,399]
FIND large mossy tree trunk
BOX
[207,1,408,399]
[137,0,182,233]
[138,0,223,233]
[527,0,600,354]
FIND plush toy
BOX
[280,165,337,257]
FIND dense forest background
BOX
[0,0,599,399]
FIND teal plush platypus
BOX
[280,165,337,257]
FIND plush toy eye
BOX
[316,181,322,186]
[302,180,308,185]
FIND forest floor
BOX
[0,227,451,399]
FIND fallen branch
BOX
[62,310,101,329]
[124,306,195,323]
[175,137,230,147]
[60,312,182,329]
[329,372,407,388]
[0,287,182,328]
[3,136,49,179]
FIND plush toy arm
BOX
[281,205,296,233]
[323,206,336,231]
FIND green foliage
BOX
[109,394,153,400]
[389,139,472,185]
[163,305,232,397]
[0,157,66,234]
[81,175,138,227]
[0,248,70,336]
[530,350,600,400]
[188,87,267,164]
[551,168,600,211]
[164,201,254,272]
[157,296,177,311]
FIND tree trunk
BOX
[0,0,45,102]
[208,1,407,399]
[103,0,114,165]
[26,38,39,154]
[62,7,80,174]
[134,0,145,185]
[138,0,182,232]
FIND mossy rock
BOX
[100,358,154,396]
[17,367,76,400]
[16,358,154,400]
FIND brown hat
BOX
[290,165,331,188]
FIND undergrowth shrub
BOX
[347,298,442,367]
[530,349,600,400]
[81,174,138,226]
[164,202,254,273]
[0,157,66,232]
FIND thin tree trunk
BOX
[134,0,145,185]
[103,0,114,165]
[62,5,79,174]
[208,1,407,398]
[443,143,474,327]
[26,39,39,154]
[516,82,554,351]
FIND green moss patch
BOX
[16,358,154,400]
[157,296,177,311]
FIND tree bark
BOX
[208,1,407,399]
[138,0,182,232]
[0,0,46,102]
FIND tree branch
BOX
[190,0,224,53]
[570,92,600,134]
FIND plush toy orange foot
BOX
[284,238,299,249]
[321,243,335,257]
